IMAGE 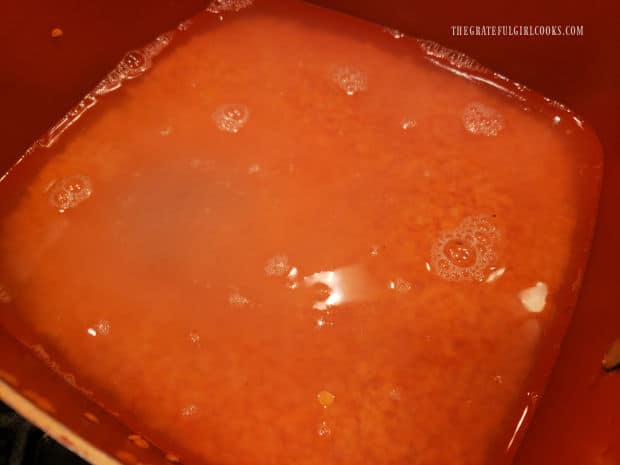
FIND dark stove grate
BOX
[0,402,88,465]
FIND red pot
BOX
[0,1,618,464]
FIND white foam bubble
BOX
[519,282,548,313]
[248,164,261,174]
[177,19,193,31]
[463,102,505,136]
[26,33,173,151]
[383,27,405,39]
[212,104,250,134]
[160,126,173,136]
[430,215,500,282]
[401,118,417,130]
[87,320,111,337]
[39,96,97,148]
[229,292,249,306]
[94,33,172,97]
[332,66,368,96]
[118,50,152,79]
[96,320,111,335]
[317,420,332,438]
[181,404,198,417]
[48,175,93,213]
[543,96,568,112]
[417,39,489,73]
[188,331,201,343]
[264,255,289,276]
[206,0,253,13]
[389,278,412,294]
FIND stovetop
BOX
[0,402,87,465]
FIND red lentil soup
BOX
[0,1,603,465]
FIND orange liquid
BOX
[0,2,603,464]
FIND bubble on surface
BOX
[463,102,505,136]
[48,175,93,212]
[264,255,289,276]
[317,390,335,408]
[31,33,172,150]
[383,27,405,39]
[94,33,171,97]
[177,19,193,31]
[401,118,417,130]
[552,115,561,125]
[188,331,201,343]
[212,104,250,133]
[39,95,97,148]
[543,96,568,112]
[206,0,253,13]
[316,316,334,328]
[181,404,198,417]
[331,66,368,96]
[118,50,152,79]
[229,292,250,306]
[444,239,477,267]
[518,282,548,313]
[87,320,111,337]
[317,421,332,438]
[160,126,173,136]
[431,215,500,282]
[144,32,173,56]
[94,73,123,96]
[0,285,11,303]
[417,39,489,73]
[389,278,412,294]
